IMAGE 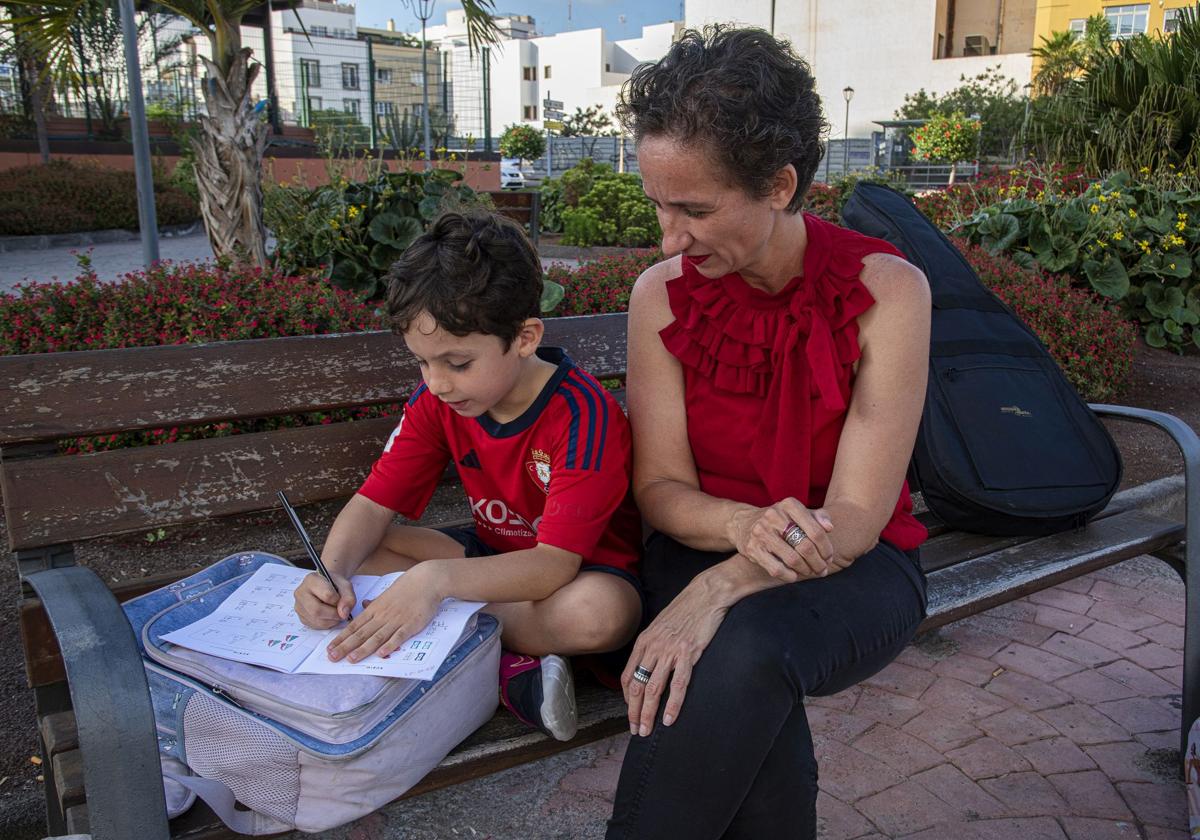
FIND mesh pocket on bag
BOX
[182,691,301,825]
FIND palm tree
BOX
[1,0,501,266]
[1030,4,1200,174]
[1031,30,1083,96]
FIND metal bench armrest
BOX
[25,566,169,840]
[1090,402,1200,765]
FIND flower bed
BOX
[0,260,391,453]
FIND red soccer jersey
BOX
[358,348,641,575]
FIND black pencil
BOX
[277,490,338,590]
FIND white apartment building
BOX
[684,0,1035,140]
[422,8,681,140]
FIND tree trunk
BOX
[193,49,269,267]
[948,161,958,186]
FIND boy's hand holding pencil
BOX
[295,570,357,629]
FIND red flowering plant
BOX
[911,112,982,185]
[0,257,397,454]
[544,250,664,316]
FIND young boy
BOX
[294,210,642,741]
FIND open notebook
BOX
[161,563,486,680]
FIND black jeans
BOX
[606,533,927,840]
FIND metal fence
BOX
[0,11,493,151]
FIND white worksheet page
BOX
[161,564,484,679]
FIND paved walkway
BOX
[311,555,1189,839]
[0,231,578,293]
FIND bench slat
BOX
[0,314,628,445]
[920,509,1184,630]
[3,416,399,551]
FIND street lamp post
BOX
[842,85,854,177]
[406,0,436,170]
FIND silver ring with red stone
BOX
[783,523,808,549]
[633,665,653,684]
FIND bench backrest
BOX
[0,313,627,555]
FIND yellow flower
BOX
[1178,220,1188,231]
[1138,240,1151,253]
[1170,234,1186,247]
[1098,240,1108,248]
[347,206,359,219]
[1128,209,1138,218]
[1090,204,1100,214]
[1036,190,1045,201]
[1170,263,1177,270]
[1179,212,1189,220]
[1098,194,1109,203]
[1111,191,1121,198]
[1139,166,1151,174]
[1112,230,1124,241]
[329,220,340,230]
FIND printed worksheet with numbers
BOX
[161,564,484,680]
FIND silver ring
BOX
[783,523,808,549]
[633,665,653,684]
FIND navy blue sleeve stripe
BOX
[407,383,428,406]
[558,387,582,469]
[568,372,610,471]
[561,376,600,470]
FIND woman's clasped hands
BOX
[729,498,838,583]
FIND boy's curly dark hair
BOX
[385,210,542,348]
[617,25,827,213]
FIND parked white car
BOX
[501,158,526,190]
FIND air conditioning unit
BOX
[963,34,991,56]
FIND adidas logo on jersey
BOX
[458,449,483,470]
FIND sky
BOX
[353,0,684,41]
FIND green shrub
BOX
[561,172,660,247]
[955,170,1200,351]
[539,177,566,233]
[264,167,484,300]
[0,259,393,454]
[0,160,200,236]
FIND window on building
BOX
[410,71,425,86]
[1164,8,1183,33]
[1068,18,1087,34]
[310,25,328,37]
[342,63,359,89]
[376,101,394,116]
[307,95,322,115]
[544,65,552,79]
[344,99,360,117]
[1104,4,1149,39]
[605,62,611,72]
[375,67,392,84]
[523,104,537,120]
[301,59,321,87]
[522,66,535,81]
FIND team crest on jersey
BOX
[525,448,552,494]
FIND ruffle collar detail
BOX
[659,213,878,412]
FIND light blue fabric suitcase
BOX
[122,552,501,834]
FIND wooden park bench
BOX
[1,311,1196,839]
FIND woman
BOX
[606,26,931,839]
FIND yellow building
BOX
[1034,1,1193,45]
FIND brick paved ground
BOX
[352,554,1189,839]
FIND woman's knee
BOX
[700,600,809,693]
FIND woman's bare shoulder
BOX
[630,254,683,328]
[858,252,930,310]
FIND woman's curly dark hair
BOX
[617,25,827,213]
[385,210,542,348]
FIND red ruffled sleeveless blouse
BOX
[658,212,926,551]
